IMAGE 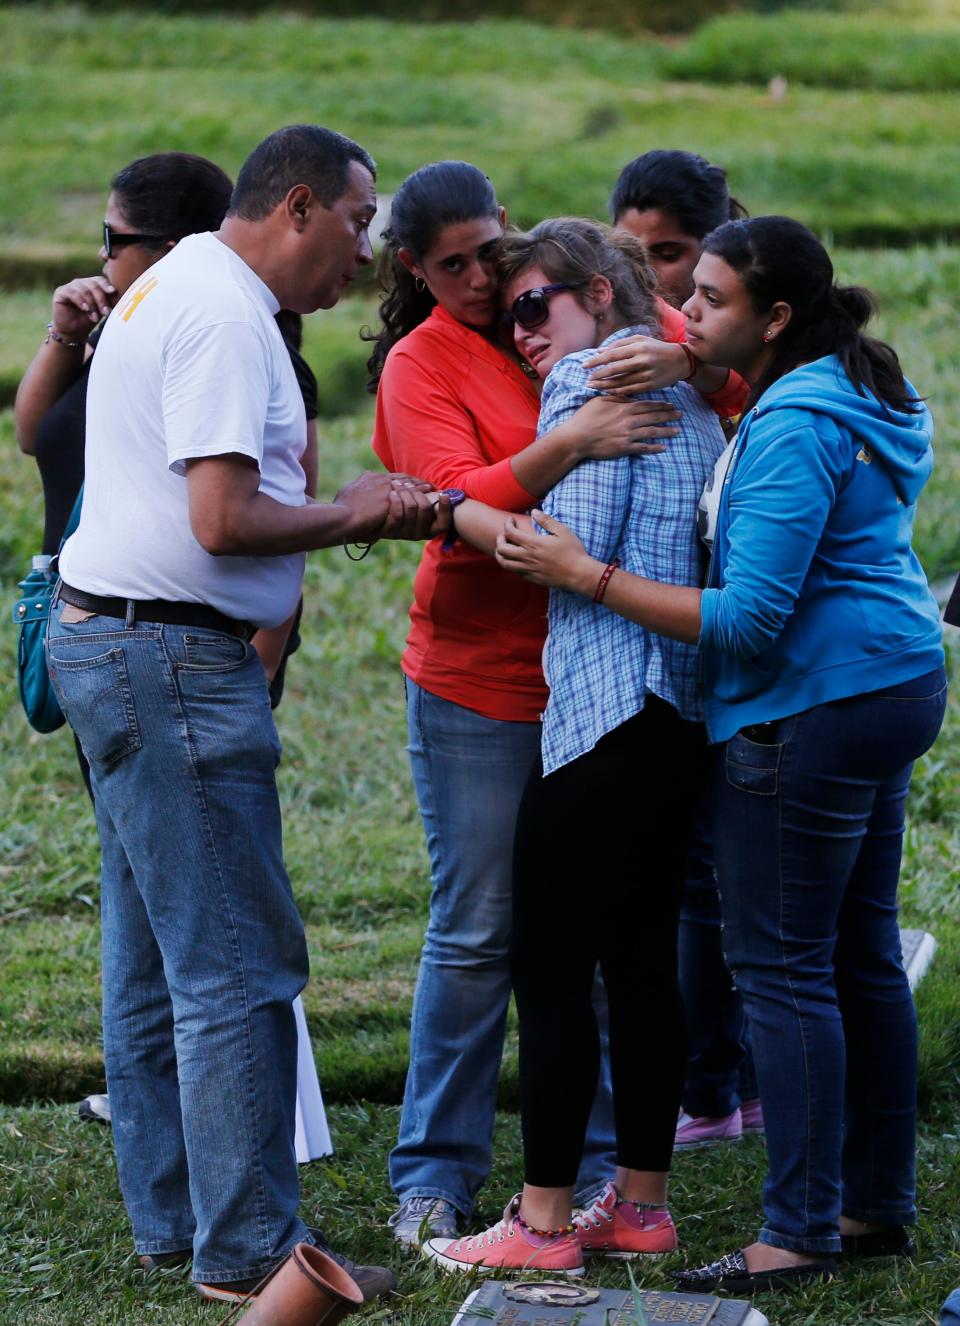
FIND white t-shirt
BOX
[696,434,737,554]
[60,233,307,629]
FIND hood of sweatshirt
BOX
[752,354,933,506]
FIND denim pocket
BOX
[45,645,142,766]
[177,632,250,672]
[725,729,783,796]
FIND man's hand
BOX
[186,457,444,556]
[379,487,451,542]
[50,276,118,341]
[332,472,440,543]
[331,471,401,541]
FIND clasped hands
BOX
[334,472,453,544]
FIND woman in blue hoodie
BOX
[495,216,947,1294]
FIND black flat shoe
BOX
[671,1248,836,1295]
[139,1248,192,1272]
[839,1225,915,1260]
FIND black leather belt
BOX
[58,582,256,641]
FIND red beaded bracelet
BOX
[679,341,698,381]
[594,558,620,603]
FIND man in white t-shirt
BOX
[48,125,441,1305]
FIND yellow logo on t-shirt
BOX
[118,276,159,322]
[856,446,873,464]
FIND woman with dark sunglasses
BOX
[367,161,747,1251]
[494,216,946,1293]
[16,154,236,567]
[418,218,725,1276]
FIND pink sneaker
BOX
[422,1195,584,1277]
[574,1182,678,1259]
[421,1198,586,1278]
[673,1107,742,1150]
[740,1098,765,1134]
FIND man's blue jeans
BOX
[389,681,615,1216]
[46,603,310,1283]
[715,667,947,1255]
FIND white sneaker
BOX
[388,1196,459,1250]
[78,1093,111,1125]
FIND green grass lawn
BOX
[1,238,958,1206]
[2,1102,960,1326]
[2,7,960,1323]
[664,11,960,90]
[4,243,959,1314]
[3,6,960,258]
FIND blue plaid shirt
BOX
[538,326,726,774]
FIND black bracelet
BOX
[343,539,377,561]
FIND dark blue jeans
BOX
[679,813,756,1118]
[715,667,947,1255]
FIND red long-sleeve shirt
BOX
[372,305,548,720]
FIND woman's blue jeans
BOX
[715,667,947,1255]
[389,681,615,1216]
[46,604,309,1283]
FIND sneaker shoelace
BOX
[574,1194,667,1232]
[463,1197,542,1252]
[458,1215,520,1251]
[388,1196,444,1226]
[574,1204,614,1231]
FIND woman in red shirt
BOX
[369,161,745,1249]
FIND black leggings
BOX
[510,696,708,1187]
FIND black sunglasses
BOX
[503,283,574,331]
[102,222,164,259]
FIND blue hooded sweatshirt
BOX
[699,354,944,743]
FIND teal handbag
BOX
[11,486,83,733]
